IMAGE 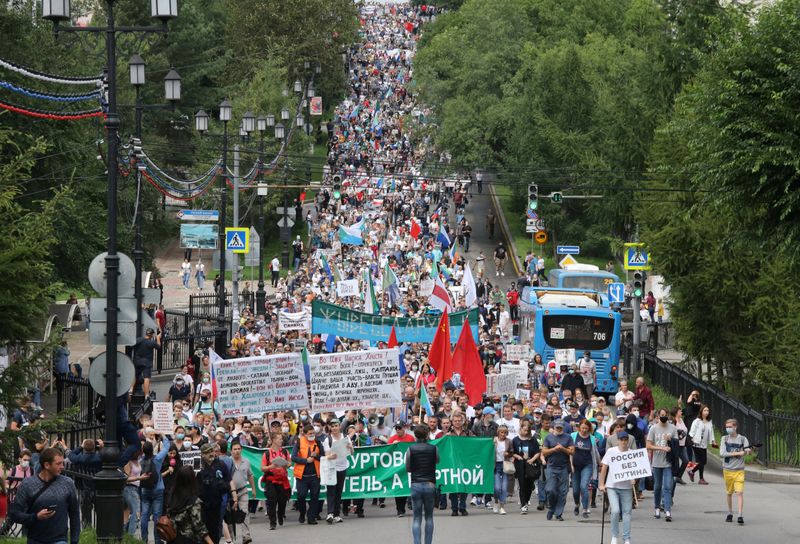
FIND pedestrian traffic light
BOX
[632,271,644,298]
[332,174,342,200]
[528,184,538,210]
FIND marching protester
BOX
[511,419,541,514]
[688,404,716,485]
[166,466,214,544]
[9,447,81,544]
[261,432,291,530]
[229,441,255,544]
[646,408,677,522]
[324,419,354,524]
[600,431,636,544]
[198,443,233,544]
[291,425,325,525]
[542,419,574,521]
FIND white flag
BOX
[462,261,477,307]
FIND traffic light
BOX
[332,174,342,200]
[528,183,538,210]
[632,271,644,298]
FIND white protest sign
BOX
[554,348,576,368]
[179,450,202,472]
[279,309,311,331]
[501,363,530,387]
[506,344,530,361]
[605,448,652,483]
[336,279,360,298]
[152,402,174,435]
[419,279,434,297]
[515,388,531,401]
[309,348,402,411]
[214,353,309,418]
[486,373,517,397]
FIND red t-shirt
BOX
[388,433,415,444]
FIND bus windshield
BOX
[542,314,614,350]
[561,276,616,292]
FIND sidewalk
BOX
[706,448,800,484]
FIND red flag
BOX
[410,218,421,239]
[388,325,398,348]
[451,318,485,405]
[428,310,452,391]
[404,21,414,33]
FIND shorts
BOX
[135,363,152,380]
[723,469,745,494]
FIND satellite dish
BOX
[88,252,136,296]
[88,351,136,398]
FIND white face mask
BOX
[20,460,30,468]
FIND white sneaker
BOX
[624,540,632,544]
[610,539,617,544]
[333,516,343,523]
[470,497,478,506]
[499,507,507,515]
[493,505,499,514]
[485,500,493,509]
[521,505,528,514]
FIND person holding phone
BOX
[9,447,81,544]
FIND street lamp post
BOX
[42,1,178,541]
[128,54,180,339]
[196,100,231,355]
[255,113,274,316]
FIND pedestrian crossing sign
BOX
[624,242,650,270]
[225,227,249,254]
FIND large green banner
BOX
[242,436,494,499]
[311,300,479,344]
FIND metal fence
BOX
[157,330,215,374]
[764,411,800,467]
[188,291,255,322]
[56,375,98,425]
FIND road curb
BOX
[487,183,522,276]
[706,449,800,484]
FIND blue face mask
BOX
[176,434,185,440]
[725,427,735,435]
[494,403,501,411]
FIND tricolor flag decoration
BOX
[436,226,451,249]
[319,254,333,280]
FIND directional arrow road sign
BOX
[277,216,295,228]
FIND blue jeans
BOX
[571,464,592,510]
[537,473,547,504]
[182,273,190,288]
[545,465,569,517]
[606,487,633,540]
[140,487,164,544]
[653,466,674,511]
[493,462,509,504]
[123,485,140,535]
[410,482,435,544]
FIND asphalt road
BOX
[222,468,799,544]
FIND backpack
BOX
[140,457,158,489]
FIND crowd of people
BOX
[0,4,755,544]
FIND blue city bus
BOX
[521,287,622,396]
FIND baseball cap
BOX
[200,443,216,454]
[533,408,543,414]
[482,407,496,416]
[617,430,629,440]
[394,422,405,430]
[553,419,565,428]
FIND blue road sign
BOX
[624,243,650,270]
[225,227,249,253]
[607,282,625,304]
[556,245,580,255]
[526,209,539,220]
[177,209,219,221]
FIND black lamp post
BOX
[129,54,180,339]
[255,112,274,316]
[196,100,232,355]
[42,1,178,541]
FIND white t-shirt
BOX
[601,446,636,489]
[271,258,280,272]
[327,434,352,471]
[579,358,596,385]
[499,416,520,439]
[181,262,191,276]
[615,389,634,409]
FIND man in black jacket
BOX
[405,425,439,544]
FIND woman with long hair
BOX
[511,419,541,514]
[162,443,183,508]
[670,406,690,485]
[167,466,212,544]
[688,404,716,485]
[493,425,513,515]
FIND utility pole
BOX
[232,145,240,328]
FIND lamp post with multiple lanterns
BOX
[42,1,178,541]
